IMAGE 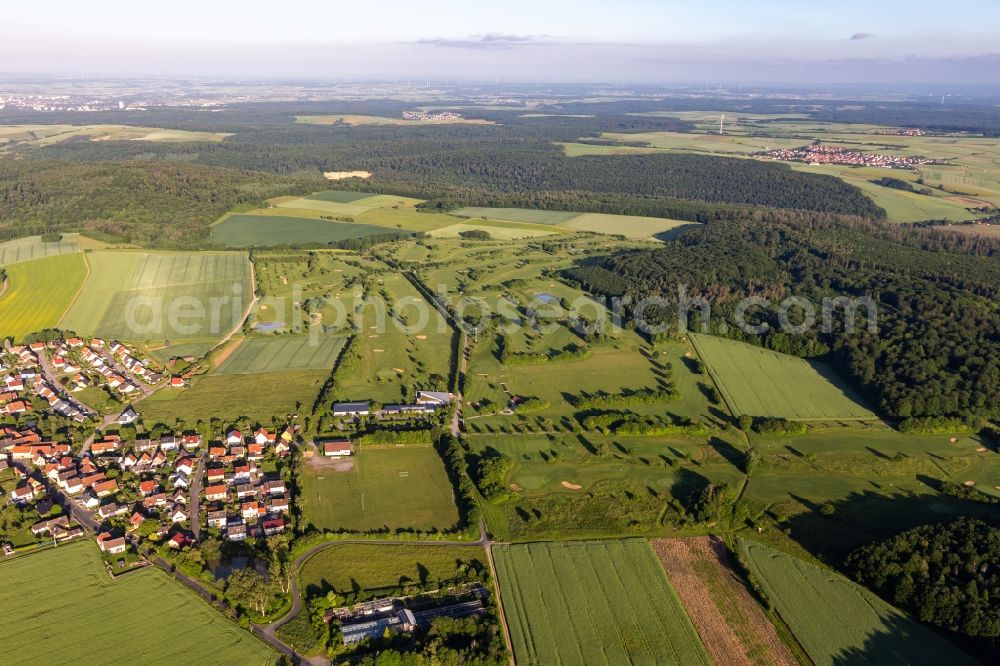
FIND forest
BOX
[564,212,1000,420]
[846,518,999,654]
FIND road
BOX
[36,349,97,419]
[189,450,208,540]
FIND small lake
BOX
[254,321,286,332]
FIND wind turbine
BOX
[719,114,725,135]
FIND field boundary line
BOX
[56,250,92,329]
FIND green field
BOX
[215,336,347,375]
[212,214,404,247]
[0,541,275,665]
[0,235,80,265]
[451,207,582,226]
[0,253,88,340]
[563,213,698,240]
[305,190,378,204]
[299,446,460,533]
[494,539,710,666]
[691,334,876,421]
[59,251,251,354]
[0,123,231,148]
[429,220,563,239]
[738,539,976,666]
[141,369,327,424]
[298,543,486,601]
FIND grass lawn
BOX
[0,253,88,341]
[140,368,327,425]
[0,540,276,665]
[298,543,486,601]
[0,234,80,265]
[215,336,347,375]
[691,333,876,421]
[737,539,977,666]
[450,207,582,226]
[212,214,404,247]
[60,251,251,352]
[494,539,710,666]
[299,446,460,533]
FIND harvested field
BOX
[652,537,796,666]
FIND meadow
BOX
[494,539,710,666]
[691,333,876,421]
[0,123,231,149]
[737,539,977,666]
[562,213,698,240]
[141,369,327,425]
[0,253,88,341]
[429,220,562,239]
[60,250,252,354]
[0,234,80,265]
[298,543,486,602]
[299,446,460,533]
[211,214,403,247]
[0,541,276,665]
[214,335,347,375]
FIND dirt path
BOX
[652,537,797,666]
[212,337,244,369]
[56,250,91,328]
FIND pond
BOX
[253,321,286,332]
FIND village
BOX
[754,143,932,169]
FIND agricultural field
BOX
[214,335,347,375]
[0,253,88,340]
[211,214,404,247]
[294,114,494,126]
[450,207,582,225]
[0,234,80,265]
[652,537,796,666]
[466,431,745,540]
[140,369,327,424]
[59,250,252,356]
[0,541,276,665]
[494,539,710,666]
[743,428,1000,558]
[690,333,876,421]
[582,123,1000,222]
[737,539,977,666]
[0,123,231,149]
[299,446,460,533]
[429,220,563,239]
[298,543,486,602]
[562,213,698,240]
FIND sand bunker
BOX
[950,437,959,443]
[561,481,583,490]
[373,349,384,353]
[415,335,428,340]
[510,483,523,492]
[393,367,405,373]
[323,170,372,180]
[964,480,976,486]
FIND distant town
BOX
[754,143,933,169]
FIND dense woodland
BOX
[565,213,1000,420]
[0,160,325,244]
[846,518,999,653]
[13,106,882,219]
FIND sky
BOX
[4,0,1000,85]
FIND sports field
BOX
[299,446,460,533]
[494,539,710,666]
[738,539,977,666]
[298,543,486,602]
[0,541,275,665]
[140,369,327,424]
[691,334,876,420]
[0,235,80,265]
[0,253,88,340]
[60,251,251,349]
[214,336,347,375]
[212,214,404,247]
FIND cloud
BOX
[850,32,873,40]
[416,33,547,49]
